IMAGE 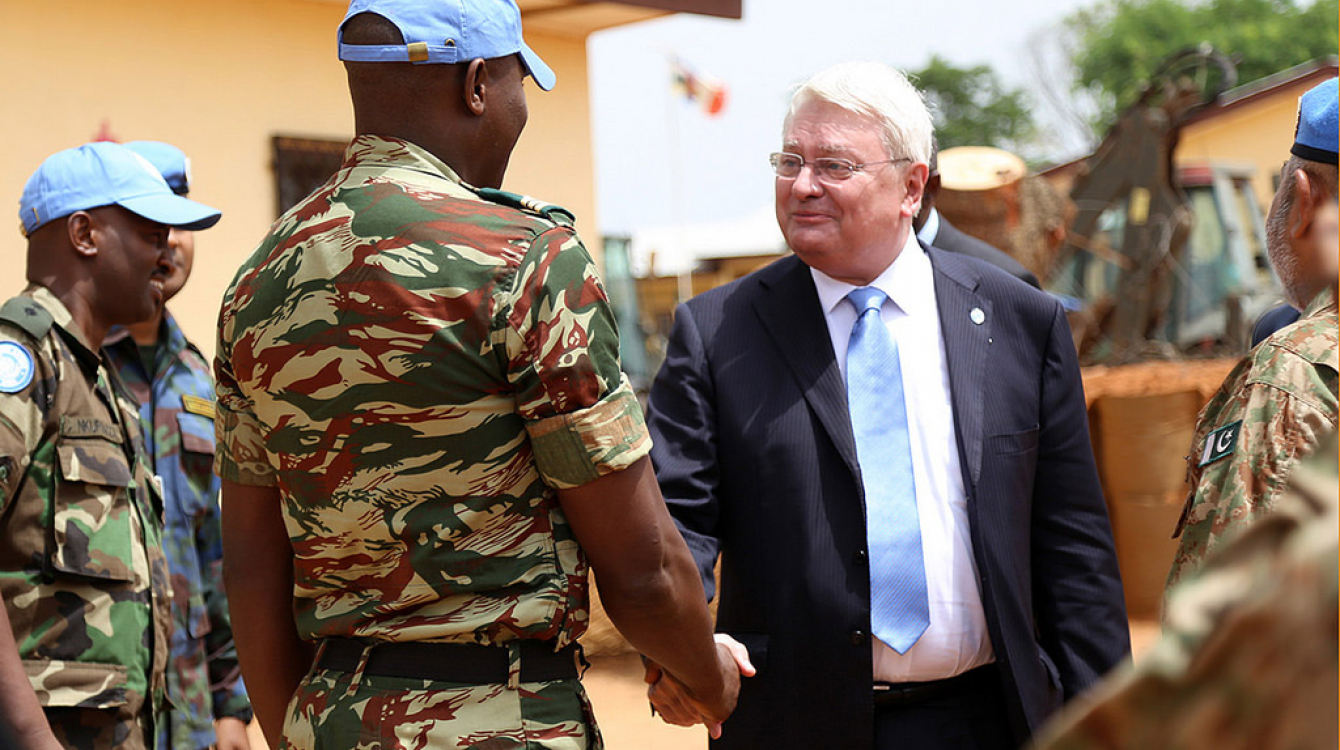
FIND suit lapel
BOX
[929,247,989,488]
[752,257,861,479]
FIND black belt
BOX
[316,638,581,684]
[873,664,997,707]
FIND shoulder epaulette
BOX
[0,297,53,340]
[182,339,213,370]
[473,187,576,228]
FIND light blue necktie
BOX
[845,287,929,654]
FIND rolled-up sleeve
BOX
[507,226,650,489]
[528,375,650,488]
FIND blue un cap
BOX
[18,142,221,237]
[1291,77,1338,166]
[337,0,555,91]
[124,141,192,195]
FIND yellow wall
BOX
[1176,77,1324,211]
[0,0,598,360]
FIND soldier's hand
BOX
[696,638,745,732]
[645,636,753,738]
[645,659,702,728]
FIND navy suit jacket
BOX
[646,246,1129,749]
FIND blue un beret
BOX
[1291,78,1338,166]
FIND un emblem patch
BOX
[0,341,35,393]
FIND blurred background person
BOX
[914,145,1040,288]
[103,141,252,750]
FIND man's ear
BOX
[904,162,930,218]
[1290,168,1319,239]
[66,212,97,259]
[462,58,488,117]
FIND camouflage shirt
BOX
[105,312,250,750]
[214,134,649,648]
[1028,432,1338,750]
[0,285,171,750]
[1167,287,1338,590]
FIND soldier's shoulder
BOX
[179,338,211,372]
[1258,311,1339,371]
[0,297,53,341]
[470,187,577,230]
[0,298,51,395]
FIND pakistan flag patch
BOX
[1198,420,1241,466]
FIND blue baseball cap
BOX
[19,142,221,237]
[337,0,555,91]
[1291,77,1338,166]
[125,141,192,195]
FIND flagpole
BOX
[667,57,692,305]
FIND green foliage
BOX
[1069,0,1339,126]
[910,55,1037,153]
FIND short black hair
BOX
[341,12,404,46]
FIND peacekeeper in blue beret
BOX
[0,141,221,750]
[1167,76,1339,590]
[102,141,254,750]
[1029,77,1339,750]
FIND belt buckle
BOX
[872,680,924,708]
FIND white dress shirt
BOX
[809,231,995,683]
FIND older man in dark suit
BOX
[644,62,1128,750]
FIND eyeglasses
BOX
[769,152,911,182]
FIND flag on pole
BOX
[671,57,728,117]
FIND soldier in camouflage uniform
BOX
[103,142,252,750]
[1167,78,1340,590]
[1028,431,1338,750]
[0,142,221,750]
[214,2,739,748]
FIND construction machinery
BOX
[1045,46,1282,363]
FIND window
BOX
[272,136,348,217]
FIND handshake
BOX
[643,634,757,739]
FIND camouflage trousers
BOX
[282,666,604,750]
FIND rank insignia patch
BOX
[181,394,216,419]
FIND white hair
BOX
[783,61,934,164]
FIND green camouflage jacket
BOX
[105,313,250,750]
[214,134,649,649]
[0,286,171,750]
[1167,286,1338,590]
[1029,431,1338,750]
